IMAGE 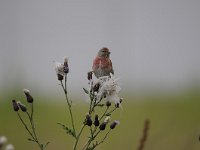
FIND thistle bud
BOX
[93,83,100,92]
[119,98,123,103]
[17,101,27,112]
[64,56,68,65]
[84,114,92,126]
[115,102,120,108]
[12,100,19,111]
[55,62,64,81]
[99,122,107,131]
[57,74,64,81]
[87,71,93,80]
[106,101,111,107]
[63,56,69,74]
[23,89,33,103]
[110,121,120,129]
[93,115,100,126]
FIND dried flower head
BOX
[5,144,14,150]
[23,89,33,103]
[99,116,111,131]
[115,102,120,108]
[93,82,100,92]
[17,101,27,112]
[63,56,69,74]
[0,136,7,146]
[87,71,93,81]
[99,122,107,131]
[12,100,19,111]
[96,74,121,104]
[55,62,64,81]
[119,98,123,103]
[104,116,111,123]
[23,89,30,94]
[110,120,120,129]
[84,114,92,126]
[64,56,68,64]
[93,114,100,126]
[106,101,111,107]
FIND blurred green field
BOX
[0,91,200,150]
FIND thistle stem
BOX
[26,110,44,150]
[73,125,86,150]
[26,112,38,142]
[60,79,76,137]
[106,107,117,116]
[95,129,111,146]
[83,130,101,150]
[17,112,44,149]
[99,107,109,121]
[17,112,35,140]
[82,101,115,150]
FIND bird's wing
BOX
[109,59,114,74]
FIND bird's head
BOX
[98,47,111,58]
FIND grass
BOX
[0,91,200,150]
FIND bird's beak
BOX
[106,52,111,57]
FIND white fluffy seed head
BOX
[23,89,30,94]
[17,101,21,104]
[64,56,68,64]
[114,120,120,125]
[0,136,7,145]
[5,144,15,150]
[55,62,64,76]
[104,116,111,123]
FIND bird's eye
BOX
[102,50,109,53]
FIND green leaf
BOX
[97,103,105,107]
[83,88,89,94]
[106,113,111,116]
[44,142,50,148]
[57,123,76,138]
[86,141,99,150]
[86,147,95,150]
[27,138,35,142]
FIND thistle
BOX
[11,89,49,150]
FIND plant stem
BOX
[73,125,86,150]
[83,130,101,150]
[90,97,103,114]
[26,112,44,150]
[26,112,38,142]
[60,80,76,137]
[17,112,35,140]
[84,129,111,150]
[17,112,45,149]
[99,107,109,121]
[106,107,117,116]
[95,129,111,147]
[31,102,34,120]
[137,120,150,150]
[82,103,114,150]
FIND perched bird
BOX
[92,47,114,78]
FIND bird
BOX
[92,47,114,78]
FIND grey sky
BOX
[0,0,200,95]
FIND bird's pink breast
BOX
[93,57,112,69]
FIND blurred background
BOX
[0,0,200,150]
